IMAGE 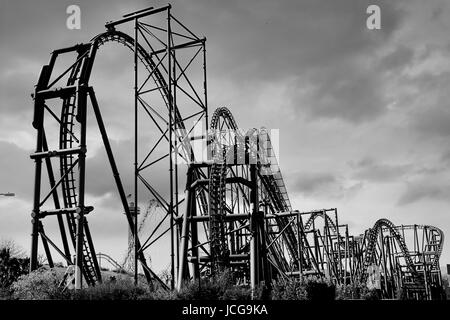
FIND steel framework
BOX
[29,4,445,300]
[30,5,206,290]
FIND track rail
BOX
[360,218,418,283]
[304,210,338,234]
[208,107,239,272]
[52,29,189,285]
[207,107,298,275]
[390,224,444,270]
[31,6,445,299]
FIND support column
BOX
[133,16,139,286]
[296,213,303,277]
[166,6,175,291]
[177,166,194,290]
[39,222,54,268]
[30,94,44,271]
[30,156,42,271]
[249,164,259,297]
[75,85,88,290]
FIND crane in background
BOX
[122,199,160,272]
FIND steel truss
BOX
[29,4,445,300]
[30,5,206,290]
[358,221,444,299]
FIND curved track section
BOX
[207,107,297,275]
[424,225,443,269]
[208,107,239,272]
[58,29,181,285]
[303,211,338,234]
[360,218,418,283]
[97,253,131,275]
[59,48,97,285]
[92,31,186,133]
[391,224,444,270]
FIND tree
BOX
[0,240,29,289]
[0,239,25,258]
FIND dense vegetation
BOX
[0,241,30,298]
[2,266,379,300]
[0,239,382,300]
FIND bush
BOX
[177,271,232,300]
[0,247,29,290]
[306,278,335,300]
[11,268,168,300]
[271,277,308,300]
[335,282,374,300]
[145,287,178,300]
[71,277,150,300]
[10,267,379,301]
[176,269,256,300]
[362,288,381,300]
[0,286,12,300]
[271,276,335,300]
[11,267,68,300]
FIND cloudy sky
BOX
[1,0,450,273]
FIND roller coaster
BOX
[29,5,445,300]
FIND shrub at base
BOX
[271,276,335,300]
[335,282,380,300]
[0,247,29,292]
[176,269,256,300]
[12,267,67,300]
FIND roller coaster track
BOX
[31,6,213,291]
[208,107,240,272]
[45,28,195,285]
[208,150,229,271]
[301,210,342,277]
[360,218,418,283]
[31,5,445,298]
[257,133,299,269]
[303,210,338,234]
[58,45,98,286]
[55,30,170,285]
[97,253,131,275]
[391,224,445,270]
[207,107,298,274]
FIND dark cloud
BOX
[398,180,450,205]
[289,62,388,122]
[1,0,406,126]
[396,52,450,140]
[378,45,415,72]
[349,157,413,183]
[442,150,450,166]
[289,171,362,199]
[193,0,404,123]
[292,172,337,195]
[412,99,450,139]
[177,0,403,80]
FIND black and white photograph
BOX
[0,0,449,313]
